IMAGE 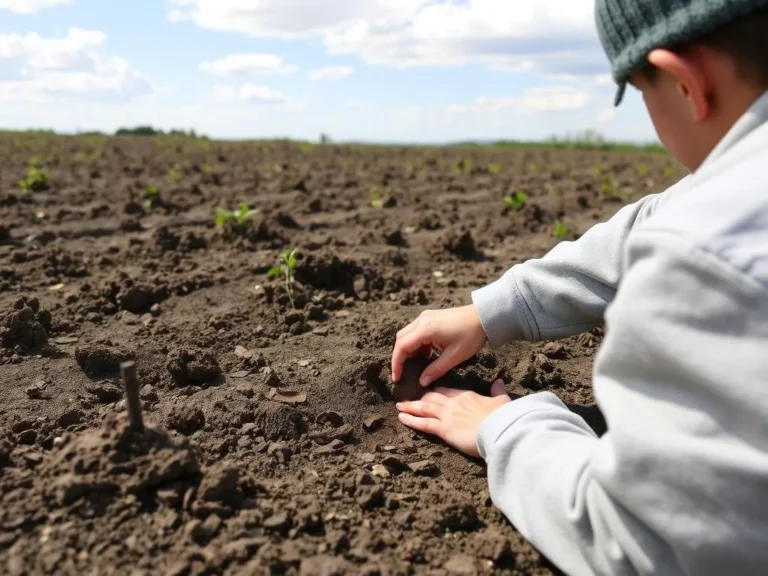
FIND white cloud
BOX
[447,87,589,115]
[199,53,296,76]
[0,0,72,14]
[307,65,354,81]
[169,0,606,77]
[0,27,152,102]
[597,108,617,123]
[213,84,305,110]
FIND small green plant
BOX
[268,248,298,310]
[200,163,213,175]
[215,203,259,227]
[169,167,181,182]
[487,163,502,175]
[663,165,676,178]
[503,191,528,211]
[143,185,161,210]
[635,163,650,177]
[553,220,570,239]
[18,166,49,193]
[600,174,619,198]
[370,185,385,208]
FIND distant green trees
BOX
[114,126,207,138]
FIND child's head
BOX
[596,1,768,171]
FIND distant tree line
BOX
[114,126,208,138]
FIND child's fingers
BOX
[391,327,430,381]
[419,346,460,386]
[396,400,444,419]
[490,379,507,397]
[420,391,449,405]
[397,412,444,437]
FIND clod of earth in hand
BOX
[391,356,434,402]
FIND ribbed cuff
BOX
[476,392,569,460]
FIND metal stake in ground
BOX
[120,360,144,433]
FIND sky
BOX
[0,0,659,143]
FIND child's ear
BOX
[648,48,711,123]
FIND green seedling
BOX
[215,203,259,227]
[553,220,570,239]
[169,167,181,182]
[370,185,385,209]
[600,175,619,198]
[268,248,298,310]
[143,185,161,210]
[18,166,49,193]
[200,163,213,175]
[504,191,528,211]
[487,163,502,175]
[635,163,650,177]
[663,165,676,178]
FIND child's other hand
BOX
[391,305,488,386]
[396,380,511,458]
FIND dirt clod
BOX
[166,348,221,386]
[0,297,50,350]
[75,344,132,376]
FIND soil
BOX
[0,135,683,575]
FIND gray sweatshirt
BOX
[471,89,768,576]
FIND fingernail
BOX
[420,376,432,387]
[396,403,403,409]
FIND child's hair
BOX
[642,8,768,88]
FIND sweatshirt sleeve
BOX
[471,179,689,346]
[477,232,768,576]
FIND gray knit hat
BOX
[595,0,768,106]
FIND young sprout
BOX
[143,185,161,210]
[553,220,571,239]
[600,174,619,198]
[169,167,181,182]
[635,163,650,177]
[18,166,49,193]
[215,203,259,227]
[370,185,385,209]
[504,191,528,211]
[200,163,213,175]
[487,163,502,175]
[268,248,298,310]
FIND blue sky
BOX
[0,0,658,143]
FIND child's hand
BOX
[396,380,511,458]
[391,305,488,386]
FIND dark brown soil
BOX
[0,134,683,575]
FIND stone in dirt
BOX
[166,347,221,386]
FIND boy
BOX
[390,2,768,575]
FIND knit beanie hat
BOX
[595,0,768,106]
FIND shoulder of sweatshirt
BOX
[634,120,768,291]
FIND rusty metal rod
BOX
[120,360,144,433]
